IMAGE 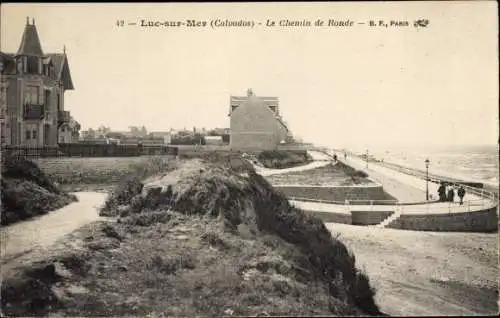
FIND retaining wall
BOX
[275,185,393,202]
[33,156,174,184]
[302,210,352,224]
[387,206,498,232]
[351,210,394,225]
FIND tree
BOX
[97,125,110,136]
[87,128,96,139]
[140,126,147,137]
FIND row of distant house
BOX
[79,127,231,146]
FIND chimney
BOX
[26,17,30,25]
[32,18,35,25]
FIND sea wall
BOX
[387,206,498,232]
[302,210,352,224]
[275,185,393,202]
[351,210,394,225]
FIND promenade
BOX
[338,153,484,204]
[256,150,497,229]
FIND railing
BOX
[288,196,399,206]
[376,160,498,201]
[1,144,179,158]
[397,198,498,215]
[289,195,497,214]
[23,103,45,120]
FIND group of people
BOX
[437,182,466,205]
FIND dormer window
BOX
[26,56,39,74]
[16,58,23,74]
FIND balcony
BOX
[23,103,45,120]
[58,110,70,125]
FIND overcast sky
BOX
[1,2,498,149]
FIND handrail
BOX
[289,195,497,213]
[288,196,399,205]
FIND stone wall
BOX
[302,210,352,224]
[387,206,498,232]
[274,185,393,202]
[351,210,394,225]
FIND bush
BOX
[258,150,312,169]
[1,156,78,225]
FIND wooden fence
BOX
[1,143,179,158]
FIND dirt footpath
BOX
[326,223,498,316]
[1,192,107,275]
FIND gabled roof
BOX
[46,53,75,90]
[17,20,44,56]
[0,52,16,74]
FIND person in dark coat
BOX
[333,154,338,162]
[457,186,466,205]
[437,182,447,202]
[447,185,455,203]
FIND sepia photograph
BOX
[0,1,498,317]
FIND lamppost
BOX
[425,158,430,201]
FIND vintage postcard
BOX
[1,2,498,317]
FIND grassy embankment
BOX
[1,154,384,317]
[266,162,371,186]
[1,156,78,225]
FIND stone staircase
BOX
[373,206,403,229]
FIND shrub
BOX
[257,150,312,169]
[1,156,78,225]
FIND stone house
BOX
[0,17,75,147]
[229,89,290,151]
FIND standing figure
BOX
[437,182,446,202]
[344,152,347,160]
[457,186,466,205]
[333,154,338,162]
[447,184,455,203]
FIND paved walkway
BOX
[254,150,495,224]
[254,150,332,177]
[339,154,483,204]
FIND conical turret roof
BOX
[17,17,43,56]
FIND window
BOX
[26,130,31,140]
[32,129,37,140]
[44,90,50,107]
[61,126,66,132]
[25,85,39,104]
[27,56,39,74]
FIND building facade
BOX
[229,89,290,151]
[0,17,75,147]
